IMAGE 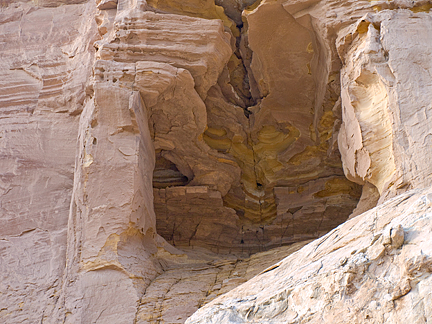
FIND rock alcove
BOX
[147,0,363,255]
[8,0,432,323]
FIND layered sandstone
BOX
[0,2,96,322]
[136,241,310,323]
[1,0,432,323]
[187,187,432,323]
[187,1,432,323]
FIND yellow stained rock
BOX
[314,178,361,199]
[410,4,432,13]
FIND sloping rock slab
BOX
[187,188,432,323]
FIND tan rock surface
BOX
[2,0,432,323]
[186,2,432,323]
[0,2,96,322]
[151,0,364,251]
[186,187,432,323]
[338,9,432,204]
[94,0,361,253]
[136,241,310,324]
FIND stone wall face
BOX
[338,9,432,205]
[187,188,432,324]
[0,2,97,322]
[1,0,432,323]
[187,1,432,323]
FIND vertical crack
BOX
[189,219,202,246]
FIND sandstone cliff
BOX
[1,0,432,323]
[187,188,432,323]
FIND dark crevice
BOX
[215,0,260,27]
[217,0,261,117]
[153,153,190,188]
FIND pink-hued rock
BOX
[0,2,97,322]
[2,0,432,323]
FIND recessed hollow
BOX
[150,1,363,255]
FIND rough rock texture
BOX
[1,0,345,321]
[147,0,366,251]
[0,2,96,322]
[338,8,432,205]
[186,188,432,323]
[186,1,432,323]
[136,241,310,324]
[2,0,432,323]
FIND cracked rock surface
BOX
[2,0,432,323]
[136,241,310,324]
[187,188,432,323]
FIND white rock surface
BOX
[338,9,432,203]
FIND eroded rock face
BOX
[0,2,96,322]
[87,0,361,255]
[2,0,432,323]
[136,241,310,323]
[338,9,432,206]
[186,1,432,323]
[186,188,432,324]
[147,0,364,251]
